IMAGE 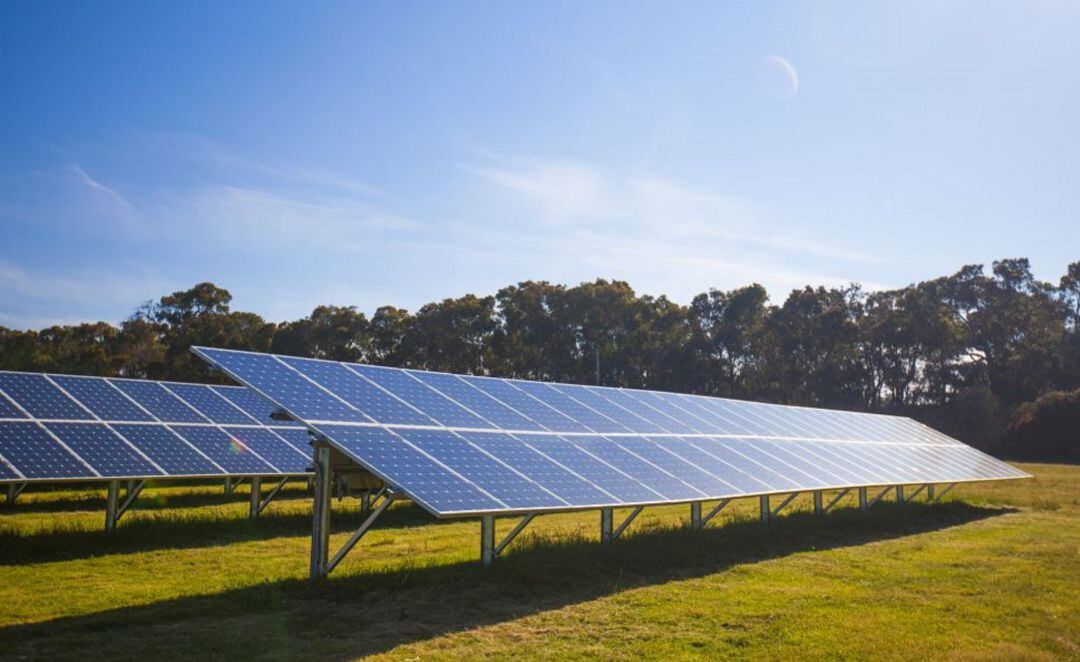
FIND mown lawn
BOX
[0,463,1077,660]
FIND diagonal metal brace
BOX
[905,484,928,502]
[868,486,893,507]
[771,492,799,518]
[613,506,644,540]
[257,477,290,515]
[116,480,146,520]
[933,483,956,500]
[325,491,395,574]
[822,488,851,514]
[494,513,536,556]
[701,498,732,526]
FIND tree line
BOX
[2,257,1077,461]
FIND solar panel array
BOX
[0,371,312,483]
[193,347,1028,518]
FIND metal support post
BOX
[105,480,120,532]
[600,507,614,543]
[690,502,702,530]
[927,484,936,500]
[813,490,824,516]
[480,515,495,566]
[249,476,262,518]
[896,485,905,503]
[759,495,770,523]
[361,492,371,515]
[309,445,332,580]
[6,482,26,505]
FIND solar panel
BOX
[192,347,1030,518]
[0,370,312,484]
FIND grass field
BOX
[1,464,1077,660]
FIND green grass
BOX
[0,465,1077,660]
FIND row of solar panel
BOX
[0,371,304,426]
[0,421,310,481]
[192,349,958,445]
[315,426,1027,515]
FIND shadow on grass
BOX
[0,484,313,514]
[0,500,439,566]
[0,500,1016,661]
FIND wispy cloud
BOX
[67,163,142,232]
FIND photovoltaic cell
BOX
[213,385,304,427]
[280,357,435,426]
[50,376,154,422]
[113,424,223,475]
[223,427,309,474]
[509,381,631,433]
[110,380,208,423]
[0,422,94,478]
[409,370,541,430]
[169,425,279,474]
[165,383,256,425]
[44,422,161,478]
[461,377,591,432]
[348,365,494,429]
[0,373,92,420]
[0,392,26,419]
[318,424,504,513]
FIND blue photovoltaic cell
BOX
[517,434,661,503]
[592,388,699,435]
[616,390,709,435]
[110,380,209,423]
[571,436,703,500]
[165,383,256,425]
[213,386,304,427]
[0,373,92,420]
[800,442,887,484]
[0,458,18,479]
[409,370,541,430]
[548,383,667,434]
[45,422,161,478]
[269,427,312,456]
[348,365,494,429]
[281,357,435,426]
[170,425,277,474]
[733,439,827,489]
[457,431,613,506]
[318,425,504,513]
[462,377,591,432]
[223,427,309,473]
[393,428,564,508]
[194,348,369,423]
[0,422,94,478]
[666,438,773,493]
[610,437,736,496]
[638,391,723,434]
[112,424,222,475]
[0,392,26,419]
[510,381,631,433]
[673,394,754,435]
[697,438,801,492]
[50,376,154,422]
[751,439,847,487]
[700,399,774,436]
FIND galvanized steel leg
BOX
[361,492,371,515]
[249,476,262,518]
[859,487,868,512]
[813,490,824,516]
[690,502,702,530]
[600,507,614,543]
[927,484,936,500]
[105,480,120,532]
[480,515,495,566]
[6,482,26,505]
[310,445,332,580]
[759,495,770,523]
[896,485,905,503]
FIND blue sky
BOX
[2,2,1077,328]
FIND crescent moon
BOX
[763,54,799,99]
